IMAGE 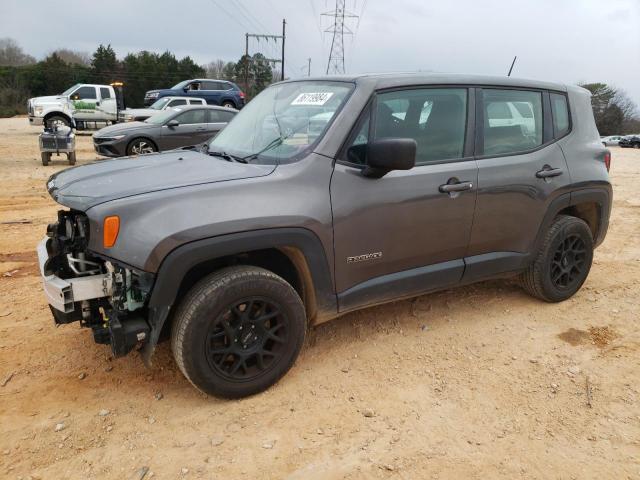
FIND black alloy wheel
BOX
[206,297,287,381]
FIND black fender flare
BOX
[532,185,612,256]
[142,228,337,365]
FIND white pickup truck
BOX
[28,83,118,128]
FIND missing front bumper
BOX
[37,237,112,313]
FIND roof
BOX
[169,104,238,112]
[281,72,569,92]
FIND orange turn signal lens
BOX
[103,216,120,248]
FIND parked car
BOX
[93,105,236,157]
[601,135,624,146]
[119,97,206,122]
[39,74,611,399]
[619,135,640,148]
[28,83,118,128]
[144,79,245,109]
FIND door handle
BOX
[195,127,207,131]
[536,166,563,179]
[439,181,474,193]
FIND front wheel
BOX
[126,138,157,156]
[520,215,593,302]
[171,266,307,398]
[41,152,50,166]
[45,115,70,129]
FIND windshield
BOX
[208,81,353,163]
[144,107,182,125]
[150,97,172,110]
[171,80,191,90]
[61,84,81,96]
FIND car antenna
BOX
[507,56,517,77]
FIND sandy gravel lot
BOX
[0,116,639,479]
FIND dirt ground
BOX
[0,116,639,480]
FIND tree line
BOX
[0,38,276,117]
[1,37,638,134]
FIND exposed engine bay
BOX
[40,210,154,357]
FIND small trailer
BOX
[39,124,76,166]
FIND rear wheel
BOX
[633,143,640,149]
[126,138,157,156]
[221,101,235,109]
[68,152,76,165]
[41,152,50,166]
[171,266,307,398]
[520,215,593,302]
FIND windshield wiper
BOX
[207,150,248,163]
[241,136,284,163]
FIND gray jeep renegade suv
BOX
[38,74,612,398]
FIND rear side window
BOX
[208,110,235,122]
[100,87,112,100]
[550,93,570,138]
[483,89,543,156]
[168,99,187,107]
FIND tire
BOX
[68,152,76,165]
[126,138,157,156]
[520,215,593,302]
[41,152,50,166]
[171,265,306,398]
[45,115,70,129]
[633,143,640,149]
[221,101,236,109]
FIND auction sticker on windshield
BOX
[291,92,334,106]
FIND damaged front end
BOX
[38,210,154,358]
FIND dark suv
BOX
[39,74,612,398]
[144,79,245,109]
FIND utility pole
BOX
[323,0,358,74]
[281,19,286,81]
[245,33,249,95]
[244,21,286,95]
[307,57,311,77]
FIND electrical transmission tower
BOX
[322,0,358,74]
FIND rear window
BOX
[550,93,570,138]
[100,87,112,100]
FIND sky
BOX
[3,0,640,105]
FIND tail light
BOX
[604,151,611,172]
[239,91,245,99]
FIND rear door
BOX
[160,108,210,149]
[198,81,223,105]
[97,87,117,121]
[331,87,478,312]
[463,87,572,280]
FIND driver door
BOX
[69,86,98,121]
[161,108,210,149]
[330,87,478,312]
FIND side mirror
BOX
[166,119,179,127]
[71,95,79,100]
[361,138,416,178]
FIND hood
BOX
[31,95,67,106]
[94,121,151,136]
[47,150,276,211]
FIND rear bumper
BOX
[37,237,112,313]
